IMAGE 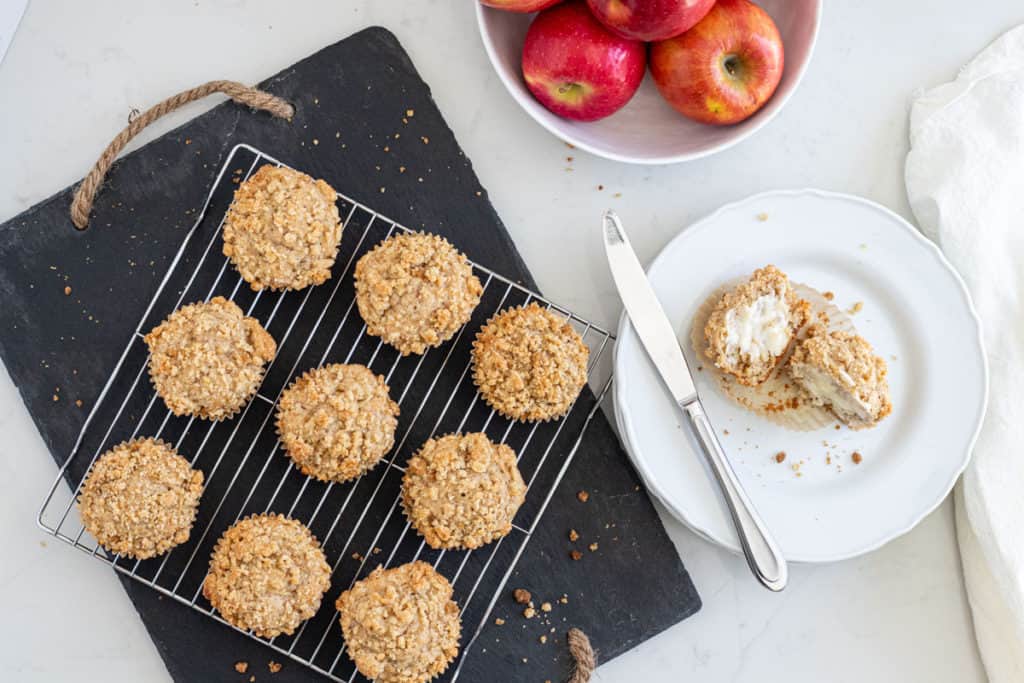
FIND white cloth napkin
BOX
[905,25,1024,683]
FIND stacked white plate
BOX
[612,189,987,562]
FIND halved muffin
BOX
[703,265,810,386]
[788,329,893,430]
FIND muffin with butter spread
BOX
[703,265,810,386]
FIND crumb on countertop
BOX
[852,451,863,464]
[268,661,281,673]
[570,550,583,561]
[774,451,786,463]
[234,661,249,674]
[568,529,579,542]
[576,490,589,503]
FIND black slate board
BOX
[1,27,700,682]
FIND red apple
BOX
[480,0,563,12]
[650,0,783,125]
[586,0,716,41]
[521,1,646,122]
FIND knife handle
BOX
[683,400,788,592]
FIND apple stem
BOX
[723,55,741,78]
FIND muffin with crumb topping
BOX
[203,514,331,638]
[788,329,892,430]
[402,432,526,550]
[276,363,399,483]
[354,232,482,356]
[703,265,810,386]
[78,437,203,559]
[144,297,276,420]
[223,164,342,291]
[336,561,461,683]
[471,303,589,422]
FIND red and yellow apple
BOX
[650,0,784,125]
[521,1,646,122]
[480,0,564,12]
[586,0,716,41]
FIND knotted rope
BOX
[567,627,597,682]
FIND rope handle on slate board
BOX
[70,80,293,230]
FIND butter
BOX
[724,294,790,363]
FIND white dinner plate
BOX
[613,189,987,562]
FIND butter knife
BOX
[603,210,787,592]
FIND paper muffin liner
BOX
[690,281,854,431]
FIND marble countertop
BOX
[1,1,1013,680]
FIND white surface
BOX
[906,25,1024,683]
[614,189,986,561]
[0,0,1016,681]
[476,0,820,163]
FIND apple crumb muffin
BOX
[78,437,203,560]
[402,433,526,550]
[222,164,342,291]
[144,297,276,420]
[788,329,893,430]
[471,303,589,421]
[336,561,461,683]
[276,364,399,483]
[203,514,331,638]
[704,265,810,386]
[354,232,483,356]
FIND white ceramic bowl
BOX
[476,1,822,164]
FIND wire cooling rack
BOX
[37,143,614,682]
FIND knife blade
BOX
[603,210,788,591]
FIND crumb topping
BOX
[277,364,399,483]
[144,297,276,420]
[336,561,461,683]
[223,165,342,291]
[402,433,526,550]
[471,303,589,421]
[203,514,331,638]
[354,232,482,356]
[78,437,203,559]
